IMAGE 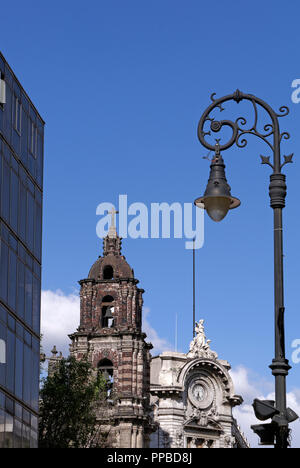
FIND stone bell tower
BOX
[69,216,153,448]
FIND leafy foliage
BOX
[39,356,109,448]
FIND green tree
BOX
[39,356,109,448]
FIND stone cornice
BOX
[150,385,183,396]
[78,277,140,286]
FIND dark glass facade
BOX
[0,52,44,448]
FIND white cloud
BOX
[41,289,80,358]
[231,366,263,402]
[285,391,300,448]
[143,307,172,354]
[230,365,300,448]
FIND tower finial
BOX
[103,208,122,256]
[108,207,119,238]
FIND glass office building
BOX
[0,52,44,447]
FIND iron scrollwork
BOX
[197,90,293,174]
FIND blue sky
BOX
[2,0,300,444]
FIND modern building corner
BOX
[0,51,44,448]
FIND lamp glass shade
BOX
[204,197,231,222]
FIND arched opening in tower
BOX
[103,265,114,280]
[101,295,115,328]
[98,358,114,399]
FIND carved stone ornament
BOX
[224,435,236,448]
[174,429,183,448]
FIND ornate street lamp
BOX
[195,90,298,448]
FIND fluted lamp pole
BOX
[195,90,298,449]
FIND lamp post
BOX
[195,90,298,448]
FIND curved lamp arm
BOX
[197,90,293,174]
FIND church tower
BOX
[69,217,153,448]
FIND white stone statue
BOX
[187,320,218,360]
[190,438,197,448]
[174,429,183,448]
[191,407,201,422]
[224,435,236,448]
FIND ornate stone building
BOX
[68,223,153,448]
[150,320,249,448]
